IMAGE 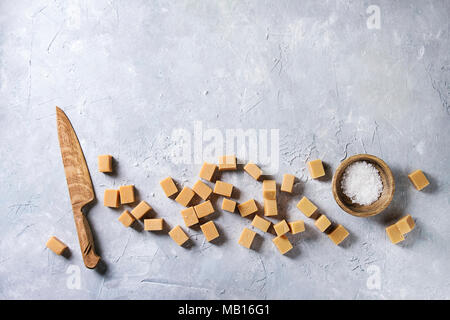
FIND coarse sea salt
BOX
[341,161,383,206]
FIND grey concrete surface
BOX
[0,0,449,300]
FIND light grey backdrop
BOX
[0,0,449,299]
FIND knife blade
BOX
[56,106,100,269]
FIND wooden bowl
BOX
[332,154,395,217]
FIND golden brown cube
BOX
[104,189,120,208]
[46,236,68,255]
[131,201,152,219]
[307,159,325,179]
[192,180,213,200]
[160,177,178,197]
[119,185,135,204]
[263,199,278,216]
[238,228,256,249]
[274,220,290,236]
[408,170,430,191]
[272,235,293,254]
[194,200,215,218]
[180,207,199,227]
[386,224,404,244]
[243,162,262,180]
[169,225,189,246]
[222,198,237,213]
[118,210,135,227]
[281,174,295,193]
[199,162,217,182]
[218,155,237,171]
[175,186,195,207]
[237,199,258,217]
[395,215,415,235]
[200,221,219,242]
[315,214,331,232]
[262,180,276,200]
[289,220,305,234]
[144,218,164,231]
[328,224,349,245]
[98,154,113,173]
[296,196,318,217]
[213,180,233,197]
[251,215,271,232]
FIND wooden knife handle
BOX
[73,205,101,269]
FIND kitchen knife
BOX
[56,106,100,269]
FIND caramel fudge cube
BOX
[118,210,135,227]
[386,224,404,244]
[194,200,215,218]
[237,199,258,217]
[119,185,135,204]
[175,186,195,207]
[98,154,113,173]
[273,235,293,255]
[262,180,276,200]
[289,220,305,234]
[218,155,237,171]
[238,228,256,249]
[192,180,213,200]
[181,207,199,227]
[169,225,189,246]
[200,221,219,242]
[222,198,237,213]
[251,215,271,232]
[328,224,349,245]
[263,199,278,216]
[131,201,152,219]
[213,180,233,197]
[307,159,325,179]
[46,236,68,255]
[199,162,217,182]
[160,177,178,197]
[315,214,331,232]
[297,196,318,217]
[281,174,295,193]
[243,162,262,180]
[408,170,430,191]
[395,215,415,235]
[104,189,120,208]
[274,220,290,236]
[144,218,164,231]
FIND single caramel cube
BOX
[395,215,415,235]
[307,159,325,179]
[104,189,120,208]
[144,218,164,231]
[238,228,256,249]
[169,225,189,246]
[131,201,152,219]
[98,154,113,173]
[118,210,135,227]
[315,214,331,232]
[328,224,349,245]
[281,174,295,193]
[222,198,237,213]
[180,207,199,227]
[160,177,178,197]
[213,180,233,197]
[175,186,195,207]
[237,199,258,217]
[194,200,215,218]
[263,199,278,216]
[243,162,262,180]
[386,224,404,244]
[192,180,213,200]
[289,220,305,234]
[199,162,217,182]
[218,155,237,171]
[251,215,271,232]
[119,185,135,204]
[200,221,219,242]
[408,170,429,191]
[272,235,293,254]
[296,196,318,217]
[262,180,276,200]
[46,236,68,255]
[274,220,290,236]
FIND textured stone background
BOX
[0,0,449,299]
